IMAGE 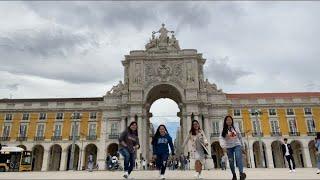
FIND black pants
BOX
[285,155,296,170]
[156,154,169,175]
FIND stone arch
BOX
[271,141,285,168]
[66,144,80,170]
[48,144,62,171]
[253,141,267,168]
[144,82,185,104]
[32,145,44,171]
[107,143,119,157]
[308,140,317,167]
[84,144,98,170]
[290,140,305,168]
[211,141,223,168]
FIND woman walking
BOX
[219,115,246,180]
[152,124,175,180]
[182,120,209,179]
[118,121,140,179]
[315,132,320,174]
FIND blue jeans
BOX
[227,145,243,175]
[317,153,320,169]
[155,153,169,175]
[119,148,135,174]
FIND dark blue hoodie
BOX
[152,134,174,155]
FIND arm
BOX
[201,130,209,146]
[136,135,140,149]
[152,138,157,155]
[236,127,244,147]
[168,136,175,155]
[119,131,128,147]
[219,132,226,149]
[182,133,190,149]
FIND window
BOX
[36,124,45,137]
[233,109,241,116]
[270,119,280,133]
[56,112,63,120]
[19,124,27,137]
[250,108,262,116]
[306,117,316,132]
[212,121,220,133]
[54,124,62,136]
[88,124,96,136]
[252,120,261,134]
[71,123,80,136]
[304,108,312,115]
[111,123,118,135]
[90,112,97,119]
[5,114,13,121]
[22,113,29,121]
[234,121,243,132]
[288,117,297,132]
[286,108,294,115]
[269,109,277,116]
[72,112,81,119]
[2,125,11,137]
[39,112,46,120]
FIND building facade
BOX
[0,24,319,171]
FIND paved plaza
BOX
[0,169,319,179]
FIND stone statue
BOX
[156,23,174,43]
[145,24,179,51]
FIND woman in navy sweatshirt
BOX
[152,124,175,180]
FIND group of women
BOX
[118,115,246,180]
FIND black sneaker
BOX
[232,174,237,180]
[123,174,128,179]
[240,172,246,180]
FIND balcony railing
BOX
[16,137,27,141]
[51,136,62,141]
[109,133,120,139]
[289,132,300,136]
[252,132,264,137]
[69,136,80,141]
[0,137,10,141]
[307,132,317,136]
[270,132,282,137]
[86,135,97,140]
[210,132,220,137]
[34,136,45,141]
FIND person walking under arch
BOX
[118,121,140,179]
[219,115,246,180]
[281,138,296,173]
[152,124,175,179]
[182,120,209,179]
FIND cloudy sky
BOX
[1,1,320,131]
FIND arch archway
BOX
[309,140,317,167]
[66,144,80,170]
[290,140,305,168]
[253,141,267,168]
[107,143,119,157]
[32,145,44,171]
[48,144,62,171]
[84,144,98,170]
[271,141,285,168]
[211,141,223,168]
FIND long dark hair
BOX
[316,132,320,140]
[127,121,138,135]
[189,120,201,135]
[152,124,169,145]
[221,115,235,138]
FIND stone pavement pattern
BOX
[0,169,318,179]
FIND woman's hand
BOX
[153,155,157,159]
[223,148,227,154]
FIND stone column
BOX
[79,148,86,170]
[303,146,312,167]
[41,148,49,171]
[96,116,107,170]
[130,115,135,123]
[184,115,192,155]
[137,115,144,160]
[60,149,67,171]
[249,141,255,168]
[265,144,274,168]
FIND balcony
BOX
[86,135,97,140]
[307,132,317,136]
[51,136,62,141]
[289,132,300,136]
[69,136,80,141]
[210,132,220,137]
[0,137,10,141]
[34,136,45,141]
[16,137,27,141]
[270,132,282,137]
[241,132,246,137]
[252,132,264,137]
[109,133,120,139]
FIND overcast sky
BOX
[1,1,319,127]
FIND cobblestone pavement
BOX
[0,168,319,179]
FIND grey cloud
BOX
[204,56,252,85]
[0,83,19,91]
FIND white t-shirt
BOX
[284,144,290,156]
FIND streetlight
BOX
[69,112,81,171]
[253,109,265,168]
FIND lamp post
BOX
[253,109,265,168]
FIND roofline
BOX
[226,92,320,99]
[0,97,104,103]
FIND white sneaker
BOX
[198,174,203,179]
[123,172,129,179]
[316,170,320,174]
[194,173,200,179]
[292,169,296,172]
[160,175,165,180]
[289,170,293,173]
